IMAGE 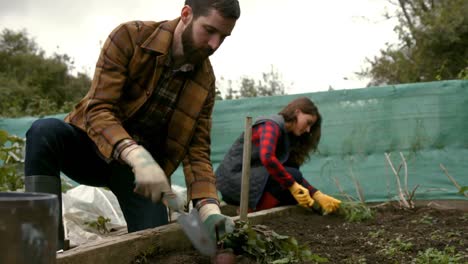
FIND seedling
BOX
[379,236,413,257]
[85,216,111,234]
[336,201,374,222]
[133,245,159,264]
[411,214,435,225]
[368,229,384,239]
[414,246,465,264]
[459,186,468,196]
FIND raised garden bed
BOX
[58,200,468,264]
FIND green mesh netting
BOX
[1,80,467,202]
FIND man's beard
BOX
[181,22,214,64]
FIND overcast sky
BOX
[0,0,399,95]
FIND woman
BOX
[215,97,341,213]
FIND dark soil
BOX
[142,203,468,264]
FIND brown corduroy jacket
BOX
[64,18,218,201]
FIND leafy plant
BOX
[221,221,328,264]
[85,216,111,235]
[368,229,384,239]
[132,245,159,264]
[336,201,374,222]
[411,214,435,225]
[379,236,413,257]
[0,129,25,191]
[459,186,468,196]
[414,246,465,264]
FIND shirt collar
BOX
[159,50,195,73]
[140,17,180,54]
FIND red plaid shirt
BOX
[253,121,316,193]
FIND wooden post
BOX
[239,116,252,221]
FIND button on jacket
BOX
[65,18,218,201]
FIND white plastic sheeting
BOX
[62,184,187,246]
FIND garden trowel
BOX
[163,191,217,257]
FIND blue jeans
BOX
[25,118,168,232]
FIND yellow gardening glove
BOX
[312,191,341,214]
[288,182,315,208]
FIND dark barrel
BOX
[0,192,58,264]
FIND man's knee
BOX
[27,118,69,139]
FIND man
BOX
[24,0,240,250]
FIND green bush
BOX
[0,129,25,191]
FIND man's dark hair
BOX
[185,0,241,19]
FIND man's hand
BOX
[288,182,315,208]
[312,191,341,214]
[121,144,170,202]
[199,203,234,240]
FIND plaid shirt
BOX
[124,54,194,160]
[253,121,317,193]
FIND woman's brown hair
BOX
[279,97,322,166]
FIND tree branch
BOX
[398,0,417,47]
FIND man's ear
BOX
[180,5,193,25]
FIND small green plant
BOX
[343,255,367,264]
[429,230,444,241]
[132,245,159,264]
[429,230,465,248]
[459,186,468,196]
[368,229,384,239]
[0,129,25,191]
[221,221,328,264]
[85,216,111,234]
[411,214,435,225]
[336,201,374,222]
[379,236,413,257]
[414,246,465,264]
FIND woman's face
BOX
[291,109,317,136]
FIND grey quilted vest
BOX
[215,115,290,209]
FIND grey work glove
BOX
[121,145,171,202]
[199,203,235,240]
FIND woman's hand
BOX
[288,182,315,208]
[312,191,341,214]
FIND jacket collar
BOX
[141,17,180,54]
